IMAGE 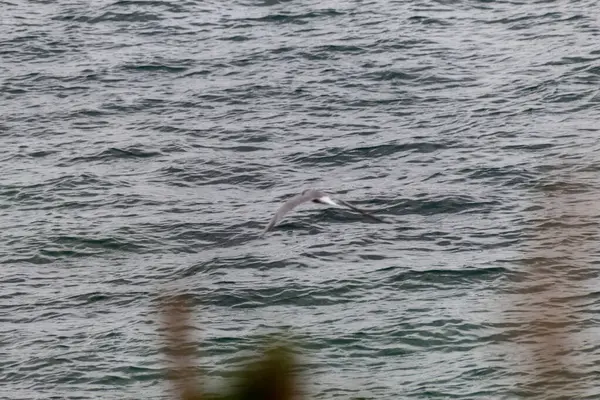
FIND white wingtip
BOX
[319,196,339,207]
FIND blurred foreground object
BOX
[161,294,299,400]
[517,177,597,397]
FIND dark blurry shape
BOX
[229,344,297,400]
[160,294,300,400]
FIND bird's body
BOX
[263,189,385,233]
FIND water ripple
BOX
[2,0,600,398]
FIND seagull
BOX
[263,188,386,233]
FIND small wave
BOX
[285,141,451,166]
[121,64,189,73]
[65,147,163,165]
[89,11,161,23]
[53,235,147,253]
[386,266,509,287]
[243,9,345,24]
[408,16,451,26]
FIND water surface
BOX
[2,0,600,399]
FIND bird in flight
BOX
[264,188,386,233]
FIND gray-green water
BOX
[2,1,600,399]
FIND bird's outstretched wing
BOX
[263,193,313,233]
[336,199,388,223]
